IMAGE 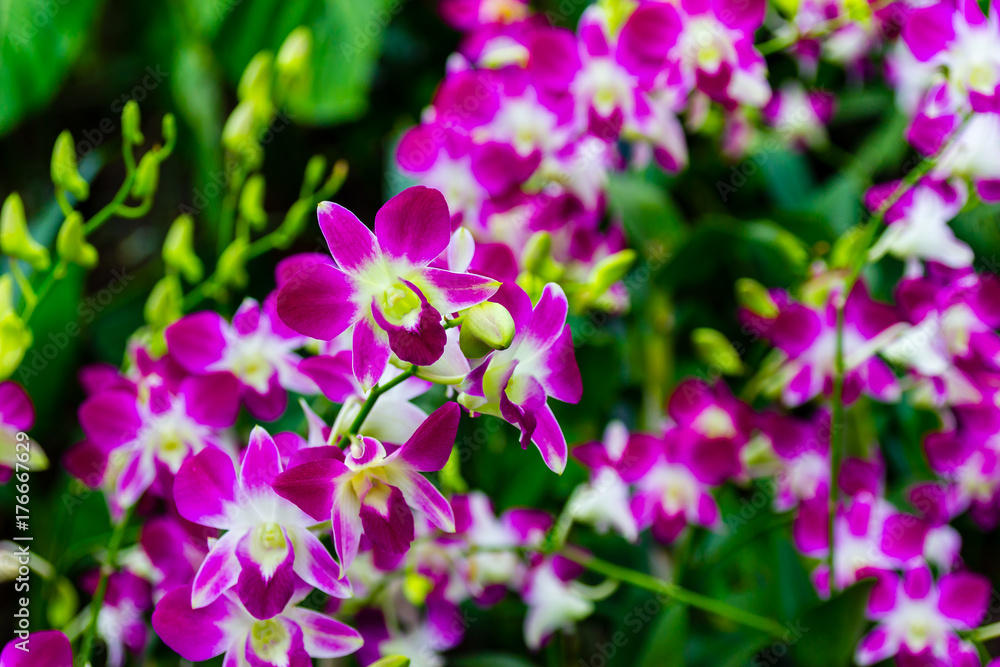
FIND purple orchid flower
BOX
[152,582,363,667]
[276,186,500,389]
[166,296,318,422]
[460,282,582,474]
[173,426,350,619]
[272,403,461,574]
[79,570,152,667]
[77,372,240,508]
[856,564,990,666]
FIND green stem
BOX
[347,366,417,436]
[76,506,133,666]
[561,548,786,637]
[973,621,1000,642]
[83,139,138,235]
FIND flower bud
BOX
[522,231,552,274]
[324,159,349,194]
[144,274,183,328]
[460,301,515,358]
[831,225,868,269]
[0,311,32,381]
[121,100,144,145]
[368,658,410,667]
[586,249,636,298]
[735,278,778,318]
[130,151,161,200]
[217,237,249,289]
[239,174,268,230]
[402,572,434,606]
[276,27,312,81]
[56,212,98,269]
[691,327,744,376]
[302,155,328,194]
[1,193,50,270]
[50,131,89,201]
[0,275,13,315]
[162,113,177,151]
[163,214,203,283]
[238,51,274,103]
[222,100,259,156]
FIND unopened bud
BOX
[691,328,744,376]
[56,212,98,269]
[459,301,514,358]
[735,278,778,318]
[302,155,328,194]
[51,131,89,201]
[368,657,411,667]
[130,151,161,200]
[0,311,33,380]
[217,237,249,289]
[239,174,267,230]
[276,27,312,81]
[122,100,144,145]
[522,231,552,274]
[239,52,274,103]
[163,214,203,283]
[1,193,50,270]
[145,274,183,328]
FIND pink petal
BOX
[152,585,240,662]
[352,317,391,390]
[191,530,243,609]
[375,186,451,266]
[275,252,334,288]
[538,326,582,404]
[392,468,456,532]
[370,284,448,367]
[938,571,991,629]
[531,404,568,474]
[165,312,228,373]
[236,531,296,620]
[855,626,899,666]
[232,298,261,335]
[175,447,239,528]
[78,390,141,448]
[116,452,157,508]
[360,485,415,553]
[289,608,364,658]
[243,376,288,422]
[288,527,352,598]
[317,201,380,274]
[398,402,460,471]
[298,354,356,403]
[880,514,928,562]
[526,283,569,348]
[276,263,361,340]
[240,426,282,495]
[272,459,346,522]
[1,631,72,667]
[0,381,34,431]
[332,486,363,574]
[182,373,241,428]
[419,267,501,313]
[712,0,765,30]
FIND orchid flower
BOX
[276,186,500,388]
[0,381,45,484]
[460,282,582,474]
[0,631,73,667]
[272,403,461,574]
[166,296,318,421]
[152,583,363,667]
[173,427,350,619]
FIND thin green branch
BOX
[76,506,133,666]
[347,366,418,436]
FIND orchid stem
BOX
[347,365,417,436]
[76,506,133,666]
[561,547,787,637]
[974,621,1000,642]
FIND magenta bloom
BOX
[0,381,37,483]
[460,282,582,473]
[276,186,500,388]
[174,427,350,619]
[273,403,461,574]
[856,565,990,666]
[166,296,318,421]
[1,630,72,667]
[77,372,240,507]
[152,584,362,667]
[79,570,151,667]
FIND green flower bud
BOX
[459,301,515,358]
[50,131,89,201]
[217,237,249,289]
[323,159,349,195]
[46,577,79,629]
[302,155,327,194]
[144,274,183,328]
[0,275,14,315]
[121,100,144,145]
[273,198,313,249]
[368,657,411,667]
[830,225,868,269]
[276,27,312,81]
[222,100,261,160]
[1,193,50,270]
[163,214,203,283]
[691,327,745,376]
[239,174,267,231]
[522,231,552,274]
[130,151,161,200]
[161,113,177,153]
[734,278,778,318]
[402,572,434,607]
[56,212,98,269]
[238,51,274,103]
[0,311,33,381]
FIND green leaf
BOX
[607,171,685,256]
[788,580,875,667]
[0,0,103,136]
[638,605,688,667]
